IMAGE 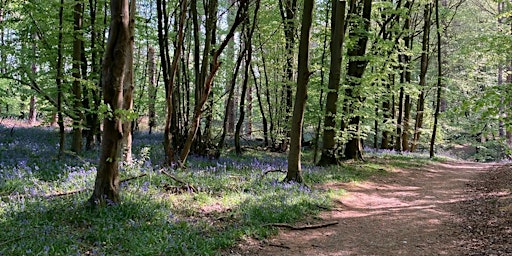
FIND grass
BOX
[0,123,438,255]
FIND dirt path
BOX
[229,161,508,256]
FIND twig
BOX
[0,235,30,247]
[263,221,339,230]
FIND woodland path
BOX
[228,161,512,255]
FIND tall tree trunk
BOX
[252,64,269,146]
[411,3,431,152]
[56,0,65,157]
[430,0,442,158]
[216,46,246,157]
[122,0,136,163]
[235,2,259,155]
[318,0,346,166]
[148,46,157,134]
[179,1,246,164]
[401,2,413,152]
[286,0,314,183]
[313,2,331,163]
[395,87,404,151]
[90,0,131,206]
[226,0,236,135]
[72,0,84,154]
[343,0,372,161]
[84,0,102,150]
[278,0,298,152]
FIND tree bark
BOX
[411,3,431,152]
[89,0,131,206]
[235,1,259,155]
[318,0,346,166]
[216,46,245,158]
[278,0,298,152]
[342,0,372,161]
[56,0,65,157]
[179,1,246,164]
[72,0,84,154]
[121,0,135,163]
[147,46,157,134]
[286,0,314,183]
[430,0,442,158]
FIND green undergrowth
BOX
[0,128,441,255]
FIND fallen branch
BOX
[44,189,85,199]
[161,169,188,185]
[160,169,197,193]
[261,169,287,177]
[120,173,147,183]
[263,221,339,230]
[0,235,30,247]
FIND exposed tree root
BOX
[263,221,339,230]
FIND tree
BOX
[89,0,133,206]
[235,0,260,155]
[286,0,314,183]
[430,0,442,158]
[317,0,346,166]
[71,0,84,154]
[411,3,432,152]
[342,0,373,160]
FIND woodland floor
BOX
[227,161,512,256]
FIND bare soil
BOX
[227,161,512,256]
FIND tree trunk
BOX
[278,0,298,152]
[430,0,442,158]
[84,0,101,150]
[286,0,314,183]
[71,0,84,154]
[89,0,131,206]
[216,46,245,157]
[56,0,65,157]
[28,95,37,124]
[313,3,331,163]
[148,46,157,134]
[122,0,135,164]
[252,64,269,146]
[235,3,259,155]
[395,87,404,151]
[411,3,431,152]
[180,1,246,164]
[318,0,346,166]
[342,0,372,161]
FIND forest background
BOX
[1,0,512,254]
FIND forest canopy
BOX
[0,0,511,169]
